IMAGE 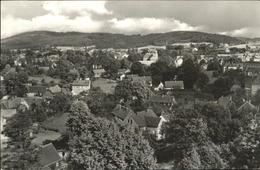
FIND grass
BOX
[32,130,61,145]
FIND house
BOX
[164,81,184,90]
[48,85,62,94]
[0,97,29,109]
[237,101,258,113]
[26,85,47,97]
[111,105,166,140]
[38,143,61,170]
[93,69,105,78]
[149,95,177,106]
[252,76,260,96]
[71,79,91,96]
[244,62,260,76]
[1,109,17,149]
[154,82,164,91]
[92,78,117,94]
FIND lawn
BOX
[32,130,61,145]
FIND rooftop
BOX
[38,143,61,168]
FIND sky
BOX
[1,1,260,39]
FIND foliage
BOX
[4,71,29,97]
[67,101,156,169]
[49,93,72,115]
[130,62,145,76]
[79,87,117,117]
[181,59,199,89]
[195,72,209,90]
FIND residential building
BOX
[38,143,61,170]
[93,69,105,78]
[71,79,91,96]
[252,76,260,96]
[164,81,184,90]
[48,85,62,94]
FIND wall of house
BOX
[252,84,260,95]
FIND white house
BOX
[71,79,91,96]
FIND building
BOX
[164,81,184,90]
[71,79,91,96]
[38,143,61,170]
[1,109,17,149]
[244,62,260,77]
[252,76,260,96]
[93,69,105,78]
[26,85,47,97]
[48,85,62,94]
[111,105,166,140]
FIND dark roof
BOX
[137,108,158,118]
[23,97,43,106]
[111,105,133,120]
[132,114,146,127]
[27,86,47,94]
[145,116,161,128]
[149,95,176,104]
[38,143,61,168]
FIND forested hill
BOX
[1,31,245,49]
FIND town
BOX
[1,38,260,169]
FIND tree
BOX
[79,87,116,117]
[252,89,260,106]
[195,72,209,90]
[49,93,72,115]
[115,80,150,111]
[181,59,199,89]
[4,71,28,97]
[130,62,145,76]
[161,107,228,169]
[67,101,156,169]
[2,109,39,169]
[230,118,260,169]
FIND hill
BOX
[1,31,245,49]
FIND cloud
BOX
[1,1,260,38]
[219,27,260,38]
[1,14,104,38]
[109,17,202,34]
[42,1,112,16]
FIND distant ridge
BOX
[1,31,245,49]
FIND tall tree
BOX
[67,101,156,169]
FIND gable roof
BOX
[111,105,134,120]
[38,143,61,168]
[27,86,47,94]
[137,108,158,118]
[165,81,184,89]
[72,80,90,86]
[145,116,161,128]
[0,109,17,118]
[237,101,257,113]
[48,85,61,94]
